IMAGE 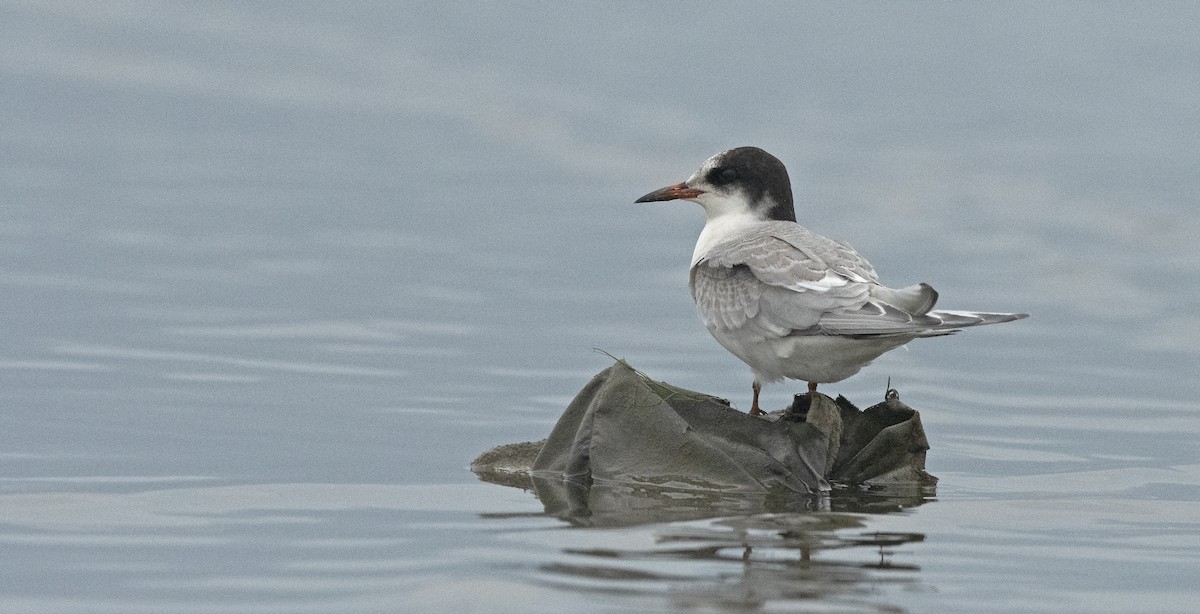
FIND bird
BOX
[636,146,1028,416]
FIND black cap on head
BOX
[705,147,795,222]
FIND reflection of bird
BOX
[637,147,1028,416]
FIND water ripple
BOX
[55,344,407,378]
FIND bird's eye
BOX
[714,167,738,184]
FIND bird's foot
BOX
[750,380,764,417]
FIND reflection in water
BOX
[529,475,932,528]
[482,471,932,611]
[541,514,926,612]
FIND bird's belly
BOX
[708,326,912,384]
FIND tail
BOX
[917,309,1029,336]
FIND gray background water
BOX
[3,3,1199,612]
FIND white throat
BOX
[690,208,764,267]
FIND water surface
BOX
[2,3,1199,612]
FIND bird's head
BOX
[635,146,795,222]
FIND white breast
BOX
[690,211,763,267]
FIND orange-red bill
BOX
[635,182,704,203]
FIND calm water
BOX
[3,3,1200,612]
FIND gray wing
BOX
[700,221,880,288]
[690,263,871,340]
[690,223,876,338]
[691,222,967,339]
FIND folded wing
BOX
[691,223,1026,341]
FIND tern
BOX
[637,146,1027,416]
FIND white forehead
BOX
[688,149,734,184]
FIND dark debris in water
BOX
[471,360,937,527]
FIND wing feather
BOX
[701,222,878,287]
[689,264,763,332]
[690,222,876,338]
[687,220,1027,369]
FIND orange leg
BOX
[750,380,763,416]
